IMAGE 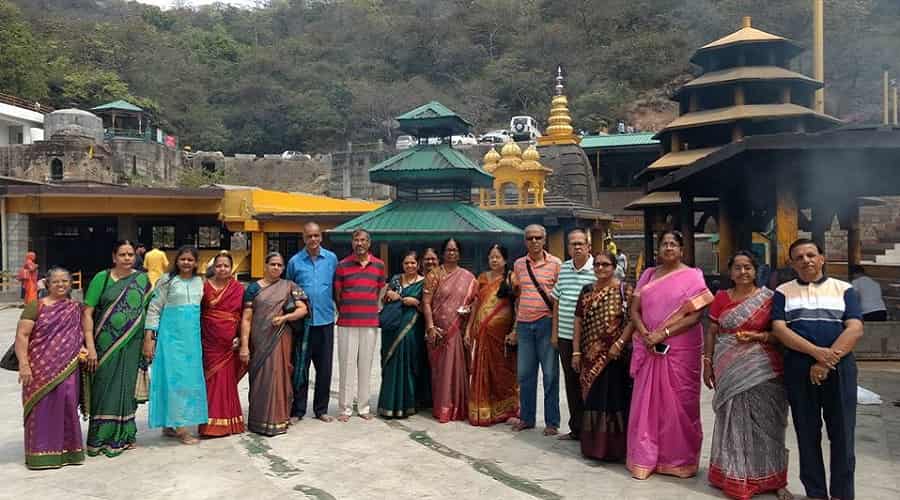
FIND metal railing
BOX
[0,93,52,114]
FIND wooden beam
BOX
[775,180,798,268]
[680,192,695,267]
[839,198,862,270]
[717,198,734,274]
[643,208,655,268]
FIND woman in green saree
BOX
[82,240,153,457]
[378,251,425,418]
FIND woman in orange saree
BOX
[199,252,246,437]
[466,243,518,426]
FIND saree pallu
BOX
[247,279,295,436]
[22,300,85,469]
[200,279,246,436]
[627,267,712,479]
[147,277,208,429]
[425,266,476,423]
[467,273,518,426]
[708,289,789,499]
[378,278,424,418]
[577,284,632,461]
[86,272,152,458]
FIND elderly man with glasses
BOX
[510,224,562,435]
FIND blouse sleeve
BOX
[243,281,261,307]
[423,269,439,296]
[20,300,39,321]
[144,275,171,332]
[708,290,729,323]
[83,271,108,308]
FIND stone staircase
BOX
[874,243,900,265]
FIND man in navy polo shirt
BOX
[772,238,863,500]
[286,221,338,422]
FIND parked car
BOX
[395,135,417,150]
[450,133,478,146]
[281,150,311,160]
[478,130,512,144]
[510,116,542,142]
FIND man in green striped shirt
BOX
[551,228,596,441]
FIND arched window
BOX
[50,158,63,181]
[501,182,519,206]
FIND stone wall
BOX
[186,152,331,193]
[4,213,30,271]
[326,149,392,199]
[0,135,115,183]
[108,139,181,186]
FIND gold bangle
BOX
[572,351,582,356]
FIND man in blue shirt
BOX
[286,221,338,422]
[772,239,863,500]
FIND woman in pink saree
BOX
[628,230,713,480]
[423,238,477,423]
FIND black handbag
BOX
[283,286,308,333]
[0,344,18,371]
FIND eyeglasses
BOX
[526,236,544,242]
[594,262,614,268]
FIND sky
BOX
[133,0,258,8]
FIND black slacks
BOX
[785,353,857,500]
[292,323,335,418]
[557,338,583,437]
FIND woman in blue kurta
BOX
[143,246,208,445]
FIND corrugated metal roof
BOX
[330,201,523,240]
[396,101,461,121]
[91,100,144,112]
[579,133,659,149]
[680,66,821,92]
[691,23,802,66]
[645,147,722,171]
[369,145,493,187]
[656,104,841,136]
[624,192,718,210]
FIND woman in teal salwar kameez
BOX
[378,251,425,418]
[82,240,153,458]
[144,246,207,445]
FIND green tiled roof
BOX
[329,201,523,242]
[396,101,471,137]
[91,100,144,112]
[579,133,659,149]
[369,144,493,187]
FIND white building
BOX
[0,94,44,146]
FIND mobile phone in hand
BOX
[654,343,670,355]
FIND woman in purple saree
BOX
[15,267,85,469]
[628,231,713,480]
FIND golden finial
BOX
[742,16,752,29]
[519,144,551,172]
[483,147,501,172]
[498,141,522,169]
[538,65,580,146]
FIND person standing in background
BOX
[850,265,887,321]
[144,244,169,287]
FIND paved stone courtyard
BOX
[0,307,897,500]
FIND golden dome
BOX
[498,141,522,169]
[519,144,550,172]
[483,147,501,172]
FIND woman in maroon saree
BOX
[423,238,477,423]
[200,252,246,437]
[15,267,85,469]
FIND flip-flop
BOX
[359,413,374,420]
[316,415,334,422]
[162,428,178,438]
[511,422,534,432]
[337,415,350,422]
[543,427,559,436]
[557,432,577,441]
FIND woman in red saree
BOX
[628,230,713,480]
[200,252,246,437]
[15,267,84,469]
[465,243,518,426]
[704,251,791,500]
[423,238,477,423]
[19,252,38,304]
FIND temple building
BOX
[330,102,523,272]
[640,16,900,321]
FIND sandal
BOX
[512,421,534,432]
[177,432,200,445]
[337,415,350,422]
[162,428,178,438]
[359,413,374,420]
[543,426,559,436]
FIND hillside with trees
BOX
[2,0,899,154]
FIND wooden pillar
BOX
[732,123,744,142]
[810,205,830,254]
[643,209,655,268]
[717,198,735,274]
[734,85,746,106]
[775,179,799,268]
[379,242,389,275]
[781,86,792,104]
[680,193,696,267]
[250,231,266,278]
[840,198,862,271]
[689,92,699,112]
[671,132,681,153]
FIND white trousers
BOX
[336,326,378,416]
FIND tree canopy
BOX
[3,0,899,154]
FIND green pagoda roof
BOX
[329,201,523,242]
[91,100,144,112]
[396,101,472,137]
[369,144,493,188]
[579,132,659,149]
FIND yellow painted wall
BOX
[158,249,250,275]
[251,232,266,278]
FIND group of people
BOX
[11,223,865,500]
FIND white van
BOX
[510,116,542,142]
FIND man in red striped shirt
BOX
[511,224,562,435]
[334,228,386,422]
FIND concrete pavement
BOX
[0,307,897,499]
